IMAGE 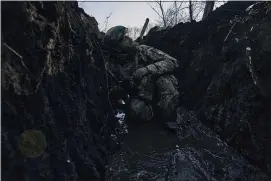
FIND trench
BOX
[106,119,180,181]
[2,1,271,181]
[105,107,269,181]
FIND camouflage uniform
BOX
[106,44,180,122]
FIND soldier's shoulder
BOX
[137,44,152,50]
[137,45,160,56]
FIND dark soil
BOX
[2,2,117,181]
[144,1,271,176]
[2,1,271,181]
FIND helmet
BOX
[104,26,128,43]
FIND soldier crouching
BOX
[103,26,180,122]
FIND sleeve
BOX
[137,45,179,76]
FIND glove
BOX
[133,67,149,84]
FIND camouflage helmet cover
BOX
[104,25,128,43]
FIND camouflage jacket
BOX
[134,45,179,75]
[106,45,179,102]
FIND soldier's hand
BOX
[133,67,148,84]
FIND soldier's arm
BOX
[139,45,179,76]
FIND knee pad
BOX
[158,93,180,121]
[129,99,153,121]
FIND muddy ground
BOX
[1,1,271,181]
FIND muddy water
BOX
[106,121,179,181]
[105,108,269,181]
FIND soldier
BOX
[103,26,180,122]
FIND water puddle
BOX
[106,108,269,181]
[106,121,179,181]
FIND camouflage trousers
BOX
[129,74,180,121]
